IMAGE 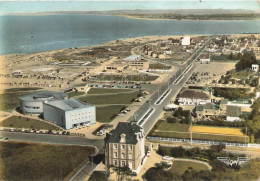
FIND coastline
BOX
[119,14,260,21]
[1,12,260,21]
[1,33,259,57]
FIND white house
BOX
[199,54,210,63]
[177,89,211,106]
[181,36,190,46]
[226,106,242,122]
[252,64,259,72]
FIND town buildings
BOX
[177,89,211,105]
[104,122,145,174]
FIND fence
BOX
[146,136,250,148]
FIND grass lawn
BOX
[0,116,60,130]
[151,122,249,143]
[67,91,85,98]
[79,91,139,105]
[87,88,133,95]
[96,105,124,123]
[156,122,190,132]
[0,142,95,181]
[170,160,209,175]
[0,88,41,112]
[232,70,255,79]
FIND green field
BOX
[0,116,60,130]
[79,91,139,105]
[67,91,85,98]
[170,160,209,175]
[96,105,125,123]
[77,88,139,123]
[150,121,249,143]
[87,88,133,94]
[232,70,255,79]
[0,88,41,112]
[0,142,95,181]
[156,122,190,132]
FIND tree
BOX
[170,146,185,157]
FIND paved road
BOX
[0,131,104,150]
[141,63,198,135]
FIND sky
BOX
[0,1,260,14]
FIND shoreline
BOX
[1,12,260,21]
[1,33,260,57]
[119,14,260,21]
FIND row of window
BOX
[24,106,40,109]
[113,152,132,159]
[114,160,126,167]
[113,144,132,150]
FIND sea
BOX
[1,14,260,55]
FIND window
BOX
[129,153,132,159]
[114,152,117,158]
[114,160,117,166]
[121,145,125,150]
[121,161,125,167]
[113,144,117,149]
[129,145,132,151]
[121,153,125,159]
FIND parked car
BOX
[147,150,151,157]
[0,127,4,131]
[162,156,174,161]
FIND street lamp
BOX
[189,116,193,145]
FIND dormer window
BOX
[120,134,126,143]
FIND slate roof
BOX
[178,90,210,100]
[105,122,143,144]
[226,106,242,117]
[196,103,219,112]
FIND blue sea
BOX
[1,14,260,55]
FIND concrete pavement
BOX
[0,131,104,150]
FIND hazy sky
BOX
[1,1,259,14]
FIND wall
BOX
[43,103,66,128]
[20,100,43,114]
[65,106,96,129]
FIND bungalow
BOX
[226,106,242,122]
[195,103,220,119]
[199,54,210,64]
[177,89,211,106]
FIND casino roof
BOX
[19,91,67,102]
[44,98,93,111]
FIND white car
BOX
[0,127,4,131]
[162,156,174,161]
[147,150,151,157]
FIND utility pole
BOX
[190,116,193,145]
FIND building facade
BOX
[104,122,145,174]
[43,99,96,129]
